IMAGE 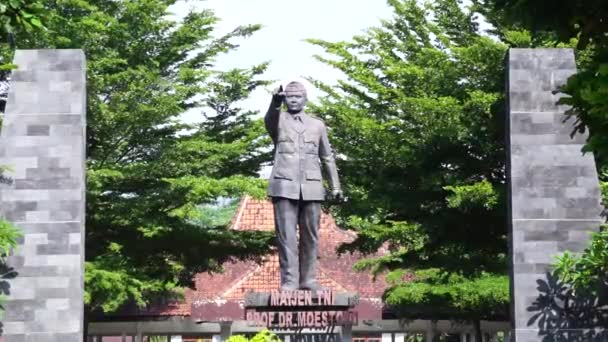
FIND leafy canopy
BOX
[0,0,45,71]
[227,330,280,342]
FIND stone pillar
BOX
[0,50,86,341]
[507,48,603,341]
[219,322,232,341]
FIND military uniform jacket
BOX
[265,105,341,201]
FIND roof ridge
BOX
[324,215,357,238]
[322,215,390,255]
[230,196,250,230]
[316,265,348,292]
[220,263,263,299]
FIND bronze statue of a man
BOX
[265,81,342,291]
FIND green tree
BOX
[1,0,274,315]
[308,0,510,337]
[478,0,608,295]
[227,330,280,342]
[0,0,44,38]
[476,0,608,49]
[555,228,608,292]
[0,218,19,258]
[0,0,45,71]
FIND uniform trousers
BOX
[272,196,321,290]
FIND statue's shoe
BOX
[280,284,299,292]
[299,283,327,292]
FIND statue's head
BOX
[284,81,307,113]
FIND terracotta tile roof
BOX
[156,196,388,316]
[230,196,276,232]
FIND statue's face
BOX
[285,91,306,113]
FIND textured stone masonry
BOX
[507,49,604,341]
[0,50,85,342]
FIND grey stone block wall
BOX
[0,50,86,342]
[507,49,604,341]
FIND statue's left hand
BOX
[331,189,345,202]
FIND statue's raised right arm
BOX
[265,86,284,144]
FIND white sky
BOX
[171,0,394,123]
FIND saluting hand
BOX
[272,85,285,105]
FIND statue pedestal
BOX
[245,290,359,331]
[244,291,358,341]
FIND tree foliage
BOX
[0,212,20,260]
[227,330,280,342]
[1,0,273,314]
[0,0,45,71]
[555,228,608,293]
[477,0,608,49]
[309,0,510,324]
[385,269,509,319]
[0,0,44,38]
[558,57,608,166]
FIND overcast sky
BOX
[171,0,394,122]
